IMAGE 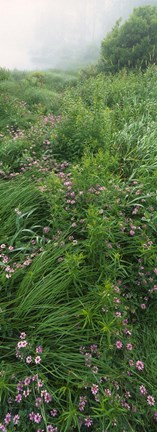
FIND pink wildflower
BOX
[147,395,155,406]
[36,397,42,407]
[50,409,58,417]
[121,401,130,410]
[104,388,111,397]
[114,297,121,304]
[141,304,146,310]
[4,413,11,425]
[126,343,133,351]
[79,396,87,411]
[0,244,6,249]
[116,340,123,349]
[140,385,147,395]
[17,381,23,391]
[32,374,38,381]
[17,340,27,349]
[15,393,22,403]
[91,384,99,395]
[29,412,35,421]
[90,344,97,353]
[122,319,128,325]
[35,356,41,364]
[154,412,157,422]
[3,256,9,263]
[36,346,43,354]
[115,312,122,317]
[47,426,58,432]
[20,332,26,339]
[44,392,52,403]
[84,417,93,427]
[136,360,144,371]
[23,388,31,397]
[34,413,42,424]
[17,341,23,349]
[85,352,92,367]
[0,425,7,432]
[13,415,20,425]
[43,226,50,234]
[24,377,31,386]
[37,379,44,388]
[26,356,32,364]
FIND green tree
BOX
[99,5,157,72]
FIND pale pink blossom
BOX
[0,244,6,249]
[126,343,133,351]
[15,393,22,403]
[147,395,155,406]
[20,332,26,339]
[36,346,43,354]
[91,384,99,395]
[13,415,20,425]
[26,356,32,364]
[116,340,123,349]
[34,413,42,424]
[4,413,11,425]
[136,360,144,371]
[24,377,31,386]
[140,385,147,395]
[43,226,50,234]
[29,412,35,421]
[90,344,98,353]
[84,417,93,427]
[104,388,111,397]
[50,409,58,417]
[141,303,146,310]
[44,392,52,403]
[154,412,157,422]
[35,356,41,364]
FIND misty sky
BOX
[0,0,156,70]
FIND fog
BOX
[0,0,156,70]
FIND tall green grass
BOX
[1,65,157,431]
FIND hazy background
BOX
[0,0,157,70]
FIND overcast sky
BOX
[0,0,156,70]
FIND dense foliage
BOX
[99,5,157,72]
[0,60,157,431]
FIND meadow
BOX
[0,64,157,432]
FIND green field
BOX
[1,11,157,431]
